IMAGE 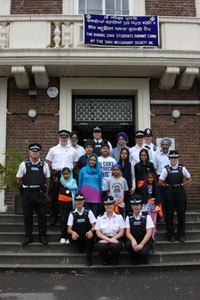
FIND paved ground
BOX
[0,269,200,300]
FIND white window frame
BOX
[74,0,134,15]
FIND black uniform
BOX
[22,159,47,239]
[126,212,153,263]
[93,139,108,156]
[69,209,94,259]
[164,165,187,240]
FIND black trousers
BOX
[49,172,61,219]
[126,238,153,261]
[22,189,47,238]
[59,207,71,239]
[164,187,187,239]
[69,235,94,258]
[96,240,122,263]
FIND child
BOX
[58,167,78,244]
[106,164,129,218]
[141,171,163,239]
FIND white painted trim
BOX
[0,0,11,15]
[0,77,7,212]
[62,0,74,15]
[59,77,150,131]
[195,0,200,17]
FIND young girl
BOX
[58,167,78,244]
[141,171,163,239]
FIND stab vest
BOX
[93,139,107,156]
[129,212,148,244]
[165,165,183,185]
[23,159,46,187]
[72,209,91,237]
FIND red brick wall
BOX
[150,79,200,208]
[11,0,62,14]
[145,0,196,17]
[6,78,60,210]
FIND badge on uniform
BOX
[77,219,85,223]
[134,221,141,225]
[66,190,70,194]
[31,167,39,171]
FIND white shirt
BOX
[95,212,125,237]
[16,158,50,179]
[143,142,160,162]
[46,143,79,170]
[98,156,117,191]
[67,207,96,226]
[125,211,154,229]
[154,151,170,176]
[159,163,191,181]
[130,144,154,166]
[70,144,85,160]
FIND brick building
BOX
[0,0,200,211]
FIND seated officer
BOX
[67,192,96,266]
[95,196,125,265]
[125,195,154,265]
[16,143,50,246]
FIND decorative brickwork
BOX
[5,78,60,209]
[150,79,200,207]
[11,0,62,14]
[145,0,196,17]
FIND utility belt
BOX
[167,184,183,190]
[22,185,47,193]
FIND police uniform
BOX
[130,131,153,166]
[92,127,112,156]
[125,196,154,264]
[67,193,96,265]
[16,144,50,245]
[95,196,125,265]
[159,151,191,242]
[46,130,79,224]
[144,128,160,162]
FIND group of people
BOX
[16,126,192,266]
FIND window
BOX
[77,0,131,15]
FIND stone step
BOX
[0,249,200,265]
[0,212,200,223]
[155,240,200,251]
[1,221,200,232]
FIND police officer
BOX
[46,130,79,225]
[16,143,50,245]
[92,126,112,156]
[125,195,154,265]
[159,150,192,243]
[67,192,96,266]
[144,128,160,162]
[95,196,125,265]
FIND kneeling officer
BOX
[67,192,96,266]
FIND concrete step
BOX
[0,212,200,223]
[0,249,200,265]
[155,240,200,251]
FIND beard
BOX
[117,141,126,154]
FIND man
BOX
[46,129,79,225]
[67,192,96,266]
[129,130,145,167]
[16,143,50,245]
[154,137,172,220]
[92,126,112,156]
[70,131,85,160]
[143,128,160,162]
[110,132,129,162]
[77,139,94,170]
[125,195,154,265]
[98,142,117,194]
[159,150,192,243]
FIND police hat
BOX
[58,129,70,138]
[74,192,85,201]
[28,143,41,152]
[103,196,115,205]
[130,194,142,205]
[168,150,179,158]
[144,128,153,137]
[93,126,102,132]
[135,130,144,138]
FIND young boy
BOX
[106,164,129,217]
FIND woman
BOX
[118,148,135,213]
[95,196,125,265]
[78,153,102,217]
[134,148,155,195]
